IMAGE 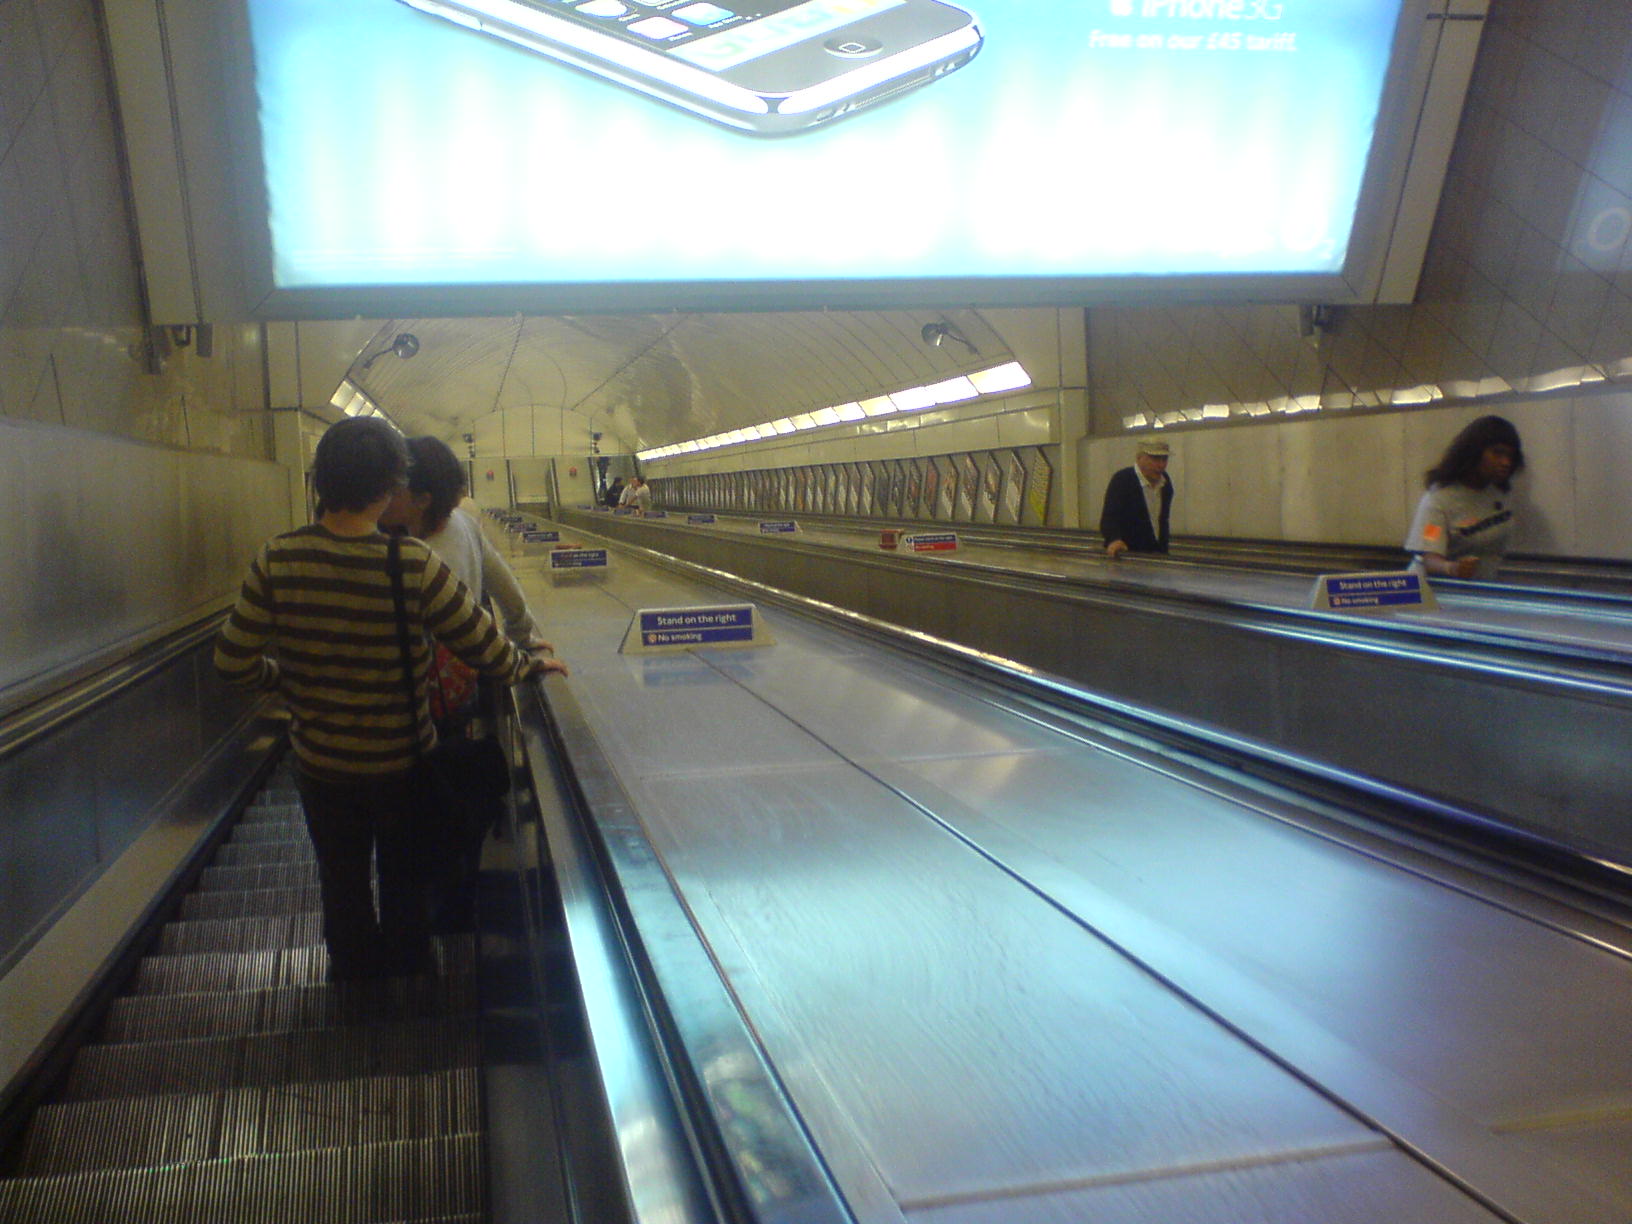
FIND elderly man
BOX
[1099,440,1174,557]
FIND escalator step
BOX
[238,801,302,824]
[16,1068,481,1175]
[101,973,476,1044]
[61,1018,479,1101]
[211,839,315,867]
[0,1134,484,1223]
[180,885,321,920]
[199,862,320,892]
[128,946,326,996]
[226,821,307,845]
[156,914,323,956]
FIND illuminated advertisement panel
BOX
[1024,447,1053,525]
[934,455,957,520]
[921,459,941,521]
[870,463,889,516]
[956,453,979,520]
[1002,449,1025,524]
[976,452,1001,522]
[242,0,1418,310]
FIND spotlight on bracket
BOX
[921,321,978,355]
[359,332,421,371]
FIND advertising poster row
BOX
[652,447,1055,527]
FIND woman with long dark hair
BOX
[1405,415,1525,581]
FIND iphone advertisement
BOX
[244,0,1415,302]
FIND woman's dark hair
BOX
[1424,414,1524,491]
[405,436,468,537]
[312,417,408,512]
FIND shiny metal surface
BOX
[494,523,1632,1222]
[0,633,265,977]
[561,509,1632,865]
[0,420,291,707]
[518,677,855,1224]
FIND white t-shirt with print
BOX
[1405,483,1516,580]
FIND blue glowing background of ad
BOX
[247,0,1406,288]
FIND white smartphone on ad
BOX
[396,0,983,135]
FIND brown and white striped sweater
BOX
[214,525,536,780]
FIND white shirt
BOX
[1404,483,1516,580]
[423,508,544,641]
[1141,473,1166,539]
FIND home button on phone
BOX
[824,35,883,58]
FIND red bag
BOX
[428,643,479,724]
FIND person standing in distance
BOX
[619,475,652,516]
[1405,415,1525,581]
[1100,440,1174,558]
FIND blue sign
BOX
[687,513,717,524]
[759,521,798,534]
[639,606,754,648]
[646,510,667,519]
[522,530,560,543]
[1326,573,1427,608]
[549,548,608,570]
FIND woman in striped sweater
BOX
[215,418,567,979]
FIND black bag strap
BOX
[385,533,430,758]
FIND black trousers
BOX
[293,766,431,979]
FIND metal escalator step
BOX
[226,821,307,845]
[199,862,320,892]
[16,1068,481,1175]
[101,973,477,1044]
[157,914,323,956]
[0,1133,484,1223]
[180,885,321,920]
[211,839,315,867]
[61,1018,480,1101]
[238,801,303,823]
[127,946,325,996]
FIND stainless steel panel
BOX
[628,763,1377,1212]
[715,641,1061,765]
[869,748,1632,1220]
[908,1148,1504,1224]
[560,511,1632,861]
[0,420,290,702]
[0,724,102,957]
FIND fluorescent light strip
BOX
[641,360,1033,463]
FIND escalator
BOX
[0,765,487,1222]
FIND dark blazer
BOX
[1099,466,1173,553]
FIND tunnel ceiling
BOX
[334,308,1019,453]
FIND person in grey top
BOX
[1405,415,1525,581]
